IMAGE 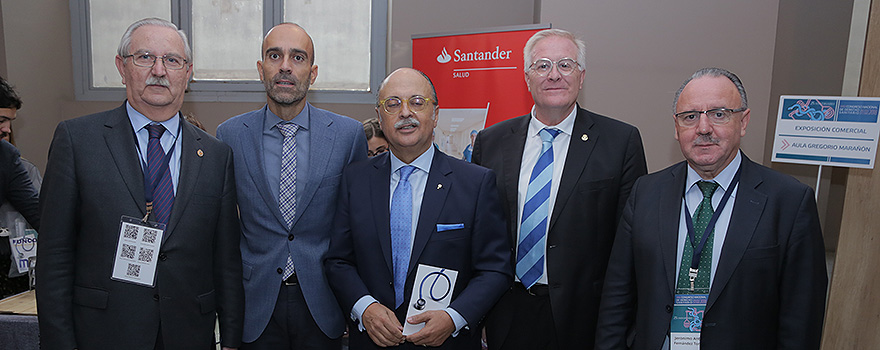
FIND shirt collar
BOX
[390,144,435,175]
[126,101,180,139]
[686,151,742,193]
[528,104,577,137]
[264,103,311,132]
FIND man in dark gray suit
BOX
[595,68,827,349]
[217,23,366,349]
[37,18,243,349]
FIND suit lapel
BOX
[163,121,201,241]
[550,107,596,230]
[241,107,289,228]
[371,155,394,273]
[409,151,452,274]
[293,104,333,231]
[661,163,688,295]
[502,116,528,242]
[707,157,765,311]
[103,104,147,216]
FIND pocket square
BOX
[436,223,464,232]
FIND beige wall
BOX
[541,0,780,172]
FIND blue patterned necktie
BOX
[278,123,298,280]
[517,128,561,288]
[391,165,415,308]
[145,124,174,224]
[676,181,719,293]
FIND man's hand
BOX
[363,302,405,347]
[405,310,456,347]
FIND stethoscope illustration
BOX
[413,268,451,310]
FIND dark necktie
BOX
[146,124,174,224]
[676,181,719,293]
[278,123,298,280]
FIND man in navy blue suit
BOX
[217,23,366,349]
[325,68,512,349]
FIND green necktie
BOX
[676,181,719,293]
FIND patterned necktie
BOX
[278,123,298,280]
[517,128,561,288]
[676,181,720,293]
[146,124,174,224]
[391,165,415,308]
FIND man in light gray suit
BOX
[217,23,367,349]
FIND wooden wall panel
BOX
[822,0,880,347]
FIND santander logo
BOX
[436,46,513,64]
[437,48,452,63]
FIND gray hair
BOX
[117,18,192,61]
[673,67,748,113]
[523,29,587,73]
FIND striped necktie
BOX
[517,128,561,288]
[145,124,174,224]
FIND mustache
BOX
[693,134,720,145]
[394,117,420,129]
[145,76,170,87]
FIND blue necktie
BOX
[391,165,415,308]
[145,124,174,224]
[517,128,561,288]
[278,123,298,280]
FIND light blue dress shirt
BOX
[126,102,181,193]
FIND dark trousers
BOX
[486,283,558,350]
[241,279,341,350]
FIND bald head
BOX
[262,23,315,64]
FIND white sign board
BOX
[772,95,880,169]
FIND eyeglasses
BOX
[529,58,581,76]
[378,95,436,115]
[123,52,189,70]
[367,145,388,157]
[674,108,746,127]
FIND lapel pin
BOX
[437,183,443,190]
[581,134,589,141]
[197,149,204,157]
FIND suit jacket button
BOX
[277,267,284,274]
[153,294,160,301]
[666,305,672,313]
[288,234,294,241]
[158,253,167,261]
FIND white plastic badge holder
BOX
[111,216,165,287]
[402,264,458,336]
[8,229,37,274]
[670,293,708,350]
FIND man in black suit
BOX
[0,76,40,298]
[595,68,827,349]
[36,18,243,349]
[325,68,511,349]
[472,28,647,350]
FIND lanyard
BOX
[682,168,741,288]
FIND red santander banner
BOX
[413,25,548,161]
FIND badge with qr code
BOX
[111,216,165,287]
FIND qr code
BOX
[138,247,154,263]
[126,263,140,277]
[120,244,136,259]
[142,229,158,244]
[123,225,138,240]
